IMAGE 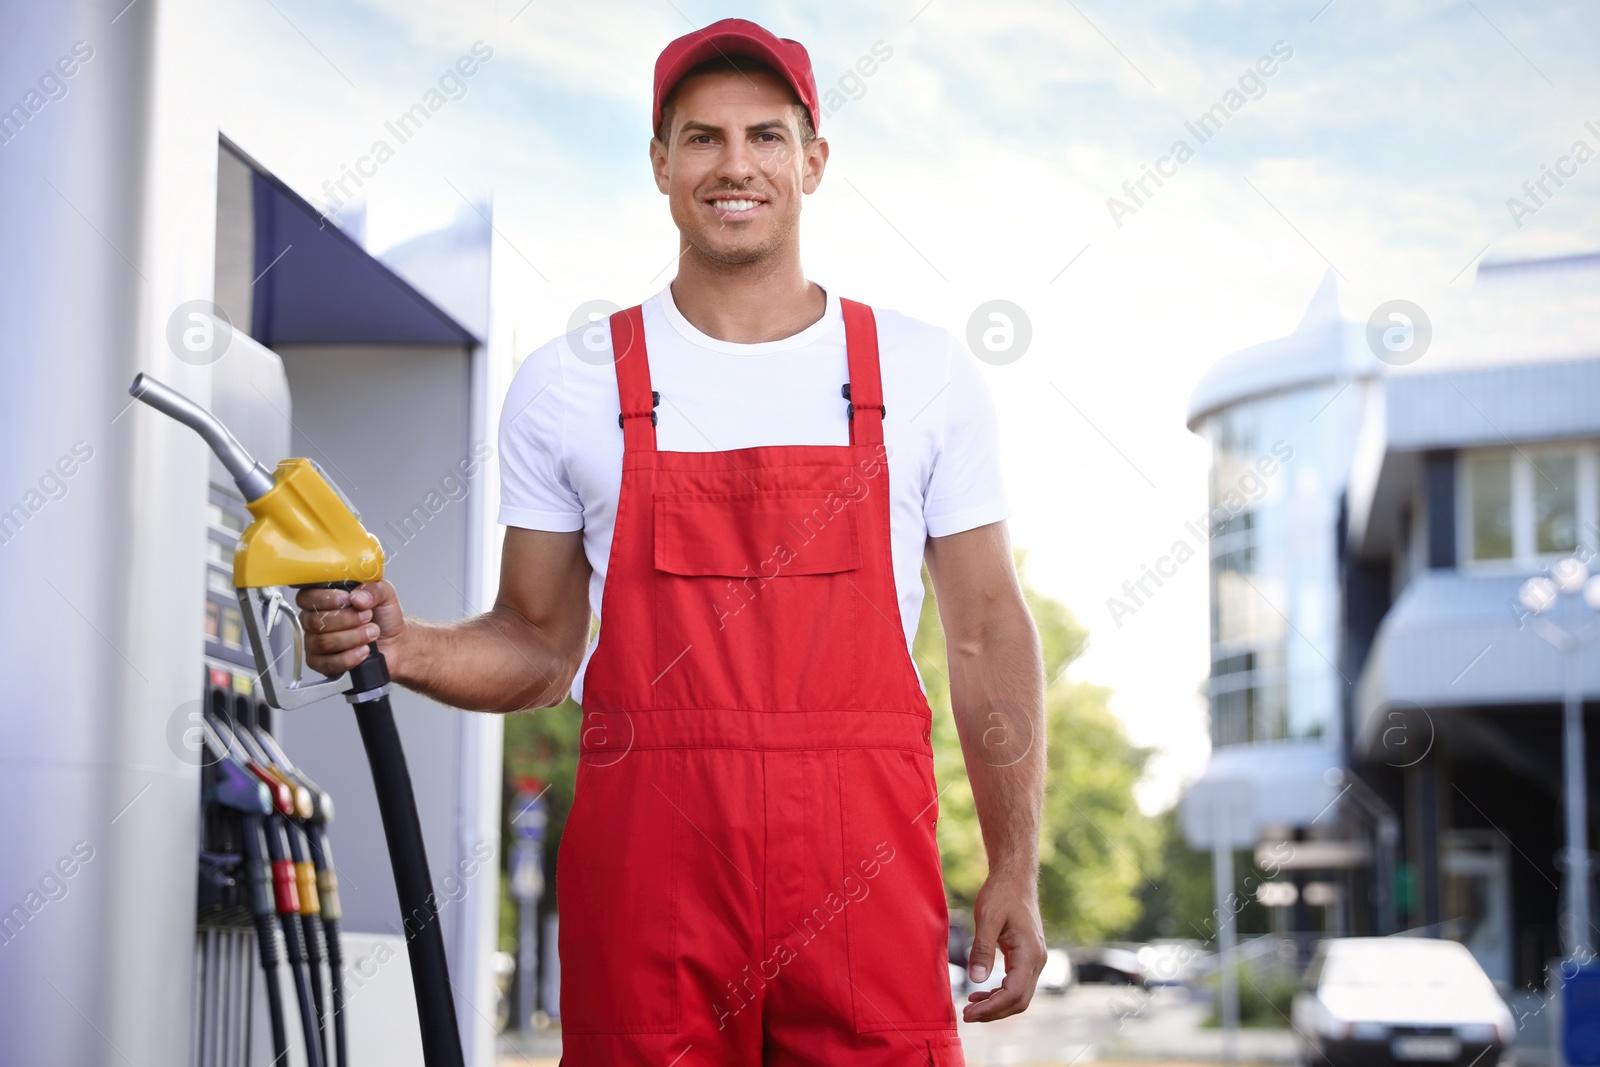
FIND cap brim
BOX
[655,30,811,132]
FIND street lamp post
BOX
[1519,558,1600,960]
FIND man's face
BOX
[651,69,828,266]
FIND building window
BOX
[1459,444,1596,568]
[1465,452,1513,561]
[1534,453,1579,554]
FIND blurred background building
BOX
[1181,270,1380,950]
[1185,248,1600,995]
[1344,249,1600,991]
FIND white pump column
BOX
[0,0,215,1062]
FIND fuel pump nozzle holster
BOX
[129,373,385,708]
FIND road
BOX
[958,982,1300,1065]
[498,983,1299,1066]
[956,982,1129,1065]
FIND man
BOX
[299,18,1045,1066]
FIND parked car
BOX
[1290,937,1513,1067]
[1039,948,1075,995]
[1136,939,1207,987]
[1071,945,1148,988]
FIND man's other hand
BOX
[963,870,1046,1022]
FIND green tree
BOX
[498,696,581,951]
[1128,807,1217,942]
[916,557,1158,944]
[1128,808,1277,946]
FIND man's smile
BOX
[703,191,768,221]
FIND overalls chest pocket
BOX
[650,489,864,712]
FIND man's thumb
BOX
[361,581,404,632]
[968,910,1001,983]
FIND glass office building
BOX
[1198,382,1364,747]
[1180,271,1376,944]
[1189,271,1369,752]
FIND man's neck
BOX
[669,244,826,344]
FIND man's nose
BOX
[716,140,758,183]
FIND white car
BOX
[1290,937,1513,1066]
[1039,948,1075,994]
[1137,940,1206,987]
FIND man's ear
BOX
[650,135,670,194]
[801,136,829,195]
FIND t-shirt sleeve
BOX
[923,332,1010,538]
[496,341,585,532]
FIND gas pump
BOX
[132,373,465,1067]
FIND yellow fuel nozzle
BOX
[235,459,384,589]
[129,374,386,710]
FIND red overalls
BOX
[556,299,963,1066]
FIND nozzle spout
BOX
[129,373,276,501]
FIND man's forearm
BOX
[393,606,584,714]
[948,604,1046,878]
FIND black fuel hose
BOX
[345,645,465,1067]
[254,912,291,1063]
[309,824,347,1067]
[241,816,290,1066]
[282,820,331,1067]
[247,716,338,1067]
[322,914,347,1067]
[302,909,330,1067]
[262,815,325,1067]
[278,894,326,1067]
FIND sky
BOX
[207,0,1600,812]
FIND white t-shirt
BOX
[496,284,1008,703]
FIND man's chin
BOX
[689,237,778,267]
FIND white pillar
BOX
[0,1,216,1062]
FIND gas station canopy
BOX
[231,135,480,349]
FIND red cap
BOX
[653,19,819,135]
